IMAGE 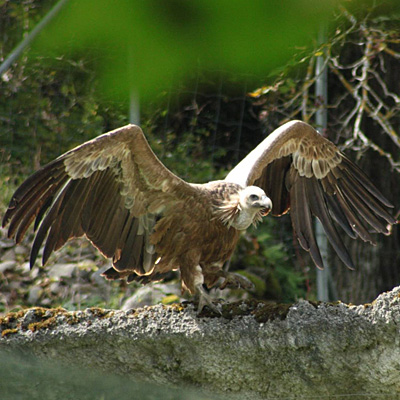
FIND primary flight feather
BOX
[2,120,396,311]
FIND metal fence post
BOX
[0,0,69,77]
[315,24,331,302]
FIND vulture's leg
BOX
[180,262,221,314]
[195,284,221,315]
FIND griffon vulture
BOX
[2,121,396,312]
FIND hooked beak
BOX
[260,195,272,217]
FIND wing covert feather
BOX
[226,120,396,269]
[2,124,198,275]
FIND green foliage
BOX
[31,0,338,101]
[0,153,14,211]
[0,56,108,171]
[231,218,308,303]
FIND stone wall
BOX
[1,287,400,399]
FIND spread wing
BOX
[2,124,198,275]
[225,120,396,269]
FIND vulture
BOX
[2,120,397,312]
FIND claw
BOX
[195,284,221,315]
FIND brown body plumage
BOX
[108,181,243,293]
[2,121,397,311]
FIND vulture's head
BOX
[227,186,273,230]
[239,186,272,217]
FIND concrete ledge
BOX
[1,287,400,399]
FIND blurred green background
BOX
[31,0,336,100]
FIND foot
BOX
[219,272,254,291]
[195,284,221,315]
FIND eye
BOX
[249,194,259,201]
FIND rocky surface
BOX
[0,228,248,314]
[0,228,188,314]
[1,286,400,399]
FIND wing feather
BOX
[333,185,376,243]
[324,194,357,239]
[5,161,67,239]
[304,176,354,269]
[290,170,323,268]
[3,124,197,276]
[337,177,390,234]
[339,166,394,224]
[113,218,142,272]
[37,188,70,266]
[255,156,291,216]
[340,156,393,207]
[226,120,396,269]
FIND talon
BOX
[195,284,221,315]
